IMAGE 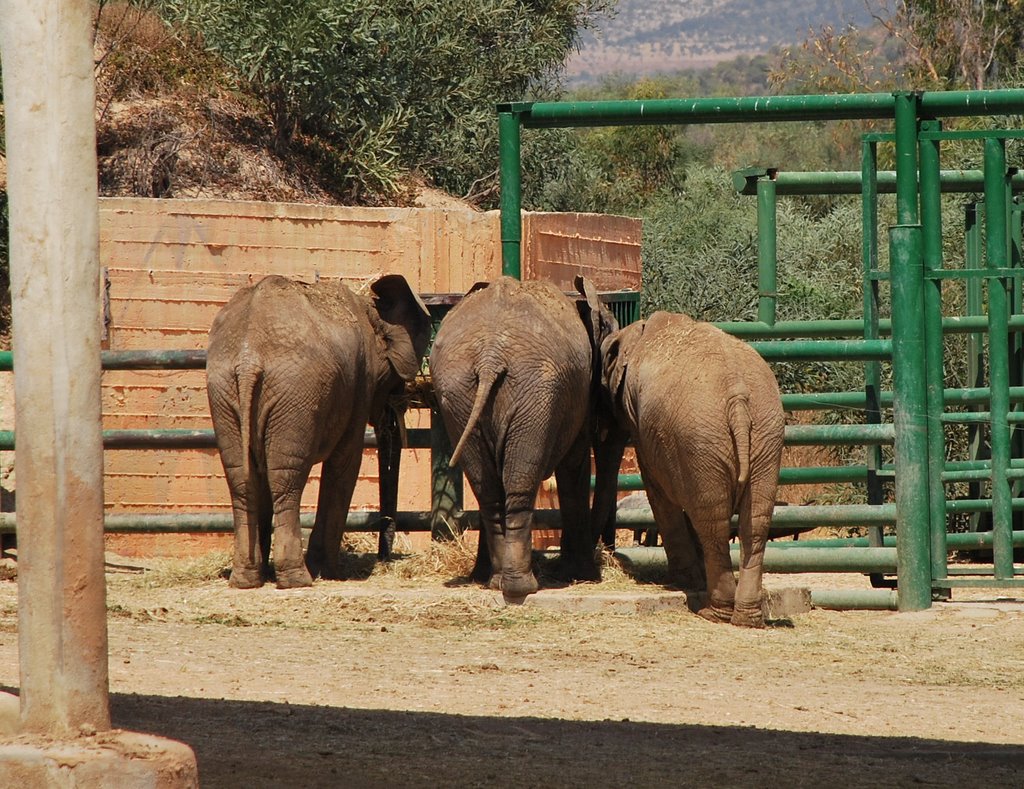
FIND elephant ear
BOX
[465,281,490,296]
[601,321,644,426]
[370,274,432,381]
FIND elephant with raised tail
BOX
[429,276,622,602]
[206,274,431,589]
[601,311,785,627]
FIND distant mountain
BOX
[567,0,874,84]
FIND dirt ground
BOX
[0,537,1022,789]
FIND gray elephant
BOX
[601,311,785,627]
[429,275,621,602]
[206,274,431,589]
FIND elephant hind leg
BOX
[222,457,268,589]
[305,435,364,583]
[641,475,704,593]
[691,511,738,626]
[553,432,599,583]
[731,483,770,629]
[500,490,540,602]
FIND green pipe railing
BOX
[614,544,897,574]
[985,137,1016,579]
[733,167,1024,196]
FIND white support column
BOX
[1,0,110,734]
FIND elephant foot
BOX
[569,557,601,584]
[500,571,538,602]
[731,603,765,629]
[487,573,501,591]
[697,604,734,625]
[470,558,493,585]
[228,567,264,589]
[275,566,314,589]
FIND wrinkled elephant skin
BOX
[429,276,621,602]
[206,274,431,589]
[602,311,785,627]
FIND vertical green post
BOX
[861,141,885,534]
[983,137,1014,579]
[918,119,949,584]
[890,91,932,611]
[964,202,985,532]
[1009,196,1024,535]
[756,175,777,325]
[498,110,523,279]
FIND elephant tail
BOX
[726,390,752,512]
[449,365,504,468]
[236,365,262,491]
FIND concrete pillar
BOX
[0,3,198,782]
[1,0,110,735]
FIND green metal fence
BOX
[496,89,1024,611]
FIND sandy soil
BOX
[0,545,1022,788]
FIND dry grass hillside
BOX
[88,3,445,208]
[567,0,874,83]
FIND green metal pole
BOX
[811,589,899,610]
[732,168,1024,196]
[756,175,777,325]
[520,89,1024,129]
[861,139,886,557]
[1010,197,1024,536]
[919,119,949,584]
[890,85,932,611]
[984,136,1015,579]
[965,202,986,532]
[613,545,898,574]
[498,110,523,279]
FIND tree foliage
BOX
[151,0,611,204]
[773,0,1024,94]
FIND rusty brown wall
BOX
[97,198,641,517]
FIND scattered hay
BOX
[137,551,232,588]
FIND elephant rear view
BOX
[602,311,785,628]
[429,276,620,602]
[206,274,431,589]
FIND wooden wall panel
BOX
[523,212,643,292]
[95,197,640,519]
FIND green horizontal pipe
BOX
[946,497,1024,513]
[945,565,1024,576]
[612,465,873,490]
[0,350,210,372]
[941,411,1024,424]
[746,339,891,361]
[733,168,1024,196]
[783,423,895,445]
[777,465,871,485]
[0,427,436,452]
[810,589,898,610]
[773,529,1024,550]
[939,577,1024,588]
[613,545,897,573]
[717,315,1024,340]
[0,502,899,535]
[0,502,900,535]
[514,89,1024,130]
[614,503,895,527]
[943,468,1024,483]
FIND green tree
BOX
[541,79,690,214]
[152,0,612,204]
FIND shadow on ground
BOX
[110,693,1024,789]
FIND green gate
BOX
[496,90,1024,611]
